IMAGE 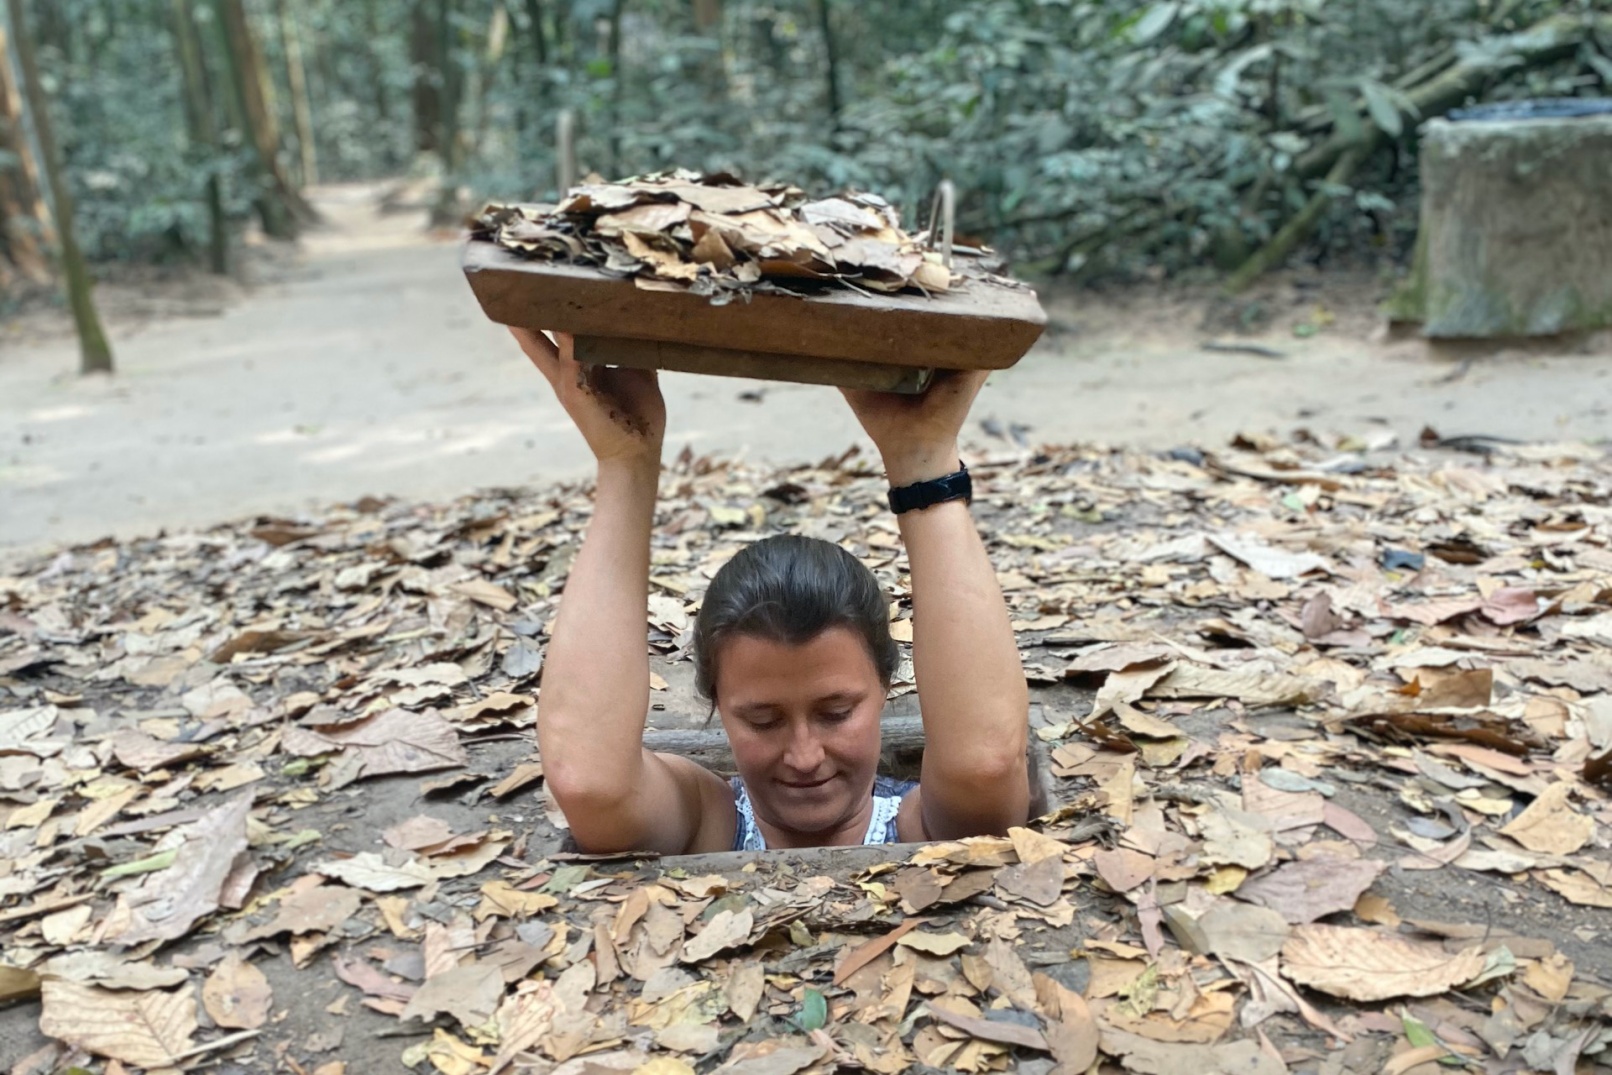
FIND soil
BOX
[2,182,1609,557]
[1,184,1609,1073]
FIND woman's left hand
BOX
[840,368,988,485]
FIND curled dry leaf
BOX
[116,791,253,945]
[1280,924,1487,1002]
[1498,782,1594,855]
[681,907,753,962]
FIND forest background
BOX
[1,0,1611,375]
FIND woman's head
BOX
[693,535,897,842]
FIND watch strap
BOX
[887,463,971,514]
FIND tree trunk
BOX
[605,0,626,177]
[409,0,441,155]
[215,0,316,237]
[274,0,319,186]
[470,2,510,168]
[0,21,51,282]
[428,0,469,224]
[522,0,547,65]
[170,0,229,275]
[5,0,113,374]
[361,0,391,127]
[814,0,841,129]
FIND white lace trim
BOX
[731,776,912,851]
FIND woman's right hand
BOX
[511,328,666,466]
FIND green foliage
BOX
[15,0,1612,279]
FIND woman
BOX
[513,327,1030,853]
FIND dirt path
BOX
[1,183,1609,554]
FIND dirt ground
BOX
[1,182,1608,556]
[2,427,1609,1073]
[1,186,1609,1074]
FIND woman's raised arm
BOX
[840,371,1031,839]
[512,329,732,854]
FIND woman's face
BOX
[715,626,887,844]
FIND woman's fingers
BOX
[509,327,564,383]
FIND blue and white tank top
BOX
[730,774,917,851]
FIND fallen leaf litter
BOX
[471,169,989,305]
[0,429,1609,1072]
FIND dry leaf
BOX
[313,850,437,891]
[202,952,272,1029]
[681,907,753,962]
[834,919,921,984]
[400,962,505,1025]
[1236,857,1386,924]
[896,930,972,957]
[117,791,252,944]
[241,883,362,941]
[1098,1028,1285,1075]
[923,1001,1049,1050]
[39,980,197,1069]
[1499,782,1594,855]
[283,706,467,781]
[1280,924,1486,1001]
[725,960,765,1021]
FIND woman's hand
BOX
[839,369,987,485]
[511,328,666,467]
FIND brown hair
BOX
[692,534,898,701]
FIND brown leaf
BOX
[1536,864,1612,908]
[896,930,972,957]
[1198,808,1274,870]
[400,962,505,1026]
[833,919,921,985]
[490,760,545,798]
[313,850,437,891]
[1033,973,1099,1072]
[383,815,456,851]
[1480,587,1539,625]
[117,791,253,944]
[1499,781,1594,855]
[283,707,467,781]
[1180,902,1290,963]
[332,952,417,1003]
[241,883,362,941]
[1093,848,1154,893]
[994,854,1065,906]
[0,964,40,1003]
[110,729,208,772]
[725,961,765,1021]
[1521,952,1574,1002]
[1100,989,1236,1045]
[39,980,197,1069]
[922,1001,1049,1051]
[202,953,272,1030]
[1280,924,1487,1002]
[983,936,1037,1011]
[681,907,753,963]
[1236,857,1387,924]
[1097,1028,1285,1075]
[448,578,517,611]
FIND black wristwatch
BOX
[888,463,972,515]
